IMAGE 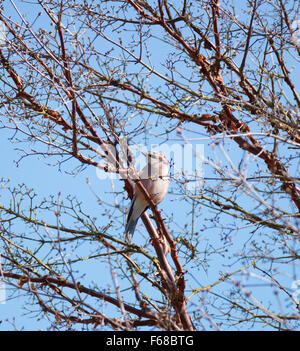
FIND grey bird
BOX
[124,151,170,243]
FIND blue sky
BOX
[0,0,300,331]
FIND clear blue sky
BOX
[0,0,299,331]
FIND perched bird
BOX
[124,151,170,243]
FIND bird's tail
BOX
[124,217,139,243]
[124,195,147,243]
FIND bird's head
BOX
[143,151,169,166]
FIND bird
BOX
[124,151,170,243]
